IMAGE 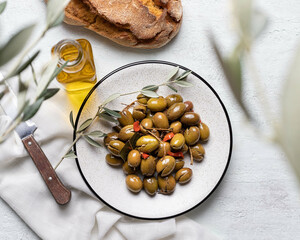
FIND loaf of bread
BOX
[63,0,183,49]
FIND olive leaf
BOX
[120,132,142,161]
[84,135,102,148]
[252,9,268,39]
[86,130,106,138]
[279,44,300,182]
[103,107,121,118]
[166,66,179,81]
[98,112,118,123]
[0,1,7,15]
[141,90,159,98]
[77,118,93,132]
[0,24,35,67]
[42,88,60,100]
[174,81,193,88]
[102,93,121,106]
[142,85,159,91]
[69,111,75,128]
[175,70,192,81]
[30,63,37,85]
[64,150,77,159]
[22,97,44,121]
[46,0,70,29]
[167,84,178,92]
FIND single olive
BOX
[105,154,123,167]
[157,142,171,157]
[136,135,159,153]
[170,133,185,150]
[123,161,136,175]
[199,122,210,141]
[143,177,158,195]
[140,155,156,176]
[147,96,167,112]
[174,159,185,171]
[156,156,175,177]
[175,168,193,184]
[158,175,176,195]
[126,175,143,193]
[132,105,147,120]
[166,94,183,107]
[137,93,149,104]
[153,112,169,129]
[118,125,135,142]
[140,118,153,134]
[118,109,134,126]
[166,103,186,121]
[127,150,141,168]
[107,140,125,157]
[170,121,182,134]
[104,132,119,146]
[180,112,200,126]
[184,126,200,146]
[190,143,205,161]
[184,101,193,112]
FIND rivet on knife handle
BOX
[23,135,71,205]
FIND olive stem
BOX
[148,127,173,131]
[146,130,164,144]
[189,146,194,165]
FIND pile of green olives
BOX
[104,93,210,195]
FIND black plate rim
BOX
[74,60,233,220]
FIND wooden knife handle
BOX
[22,135,71,205]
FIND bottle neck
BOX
[53,39,85,73]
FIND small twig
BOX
[148,127,172,132]
[189,146,194,165]
[146,130,163,144]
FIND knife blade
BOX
[0,73,71,205]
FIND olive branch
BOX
[54,67,193,169]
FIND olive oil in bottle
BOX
[51,39,96,92]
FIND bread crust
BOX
[63,0,182,49]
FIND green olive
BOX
[118,125,135,142]
[184,126,200,145]
[105,154,123,167]
[140,118,153,134]
[158,175,176,194]
[127,150,141,167]
[107,140,125,157]
[132,105,147,120]
[137,93,149,104]
[147,96,167,112]
[199,122,210,141]
[153,112,169,129]
[136,135,159,153]
[190,143,205,161]
[166,94,183,107]
[104,132,119,146]
[180,112,200,126]
[174,159,185,171]
[143,177,158,195]
[166,103,186,121]
[175,168,193,184]
[170,133,185,150]
[123,161,136,175]
[140,155,156,176]
[156,156,175,177]
[157,142,171,157]
[184,101,193,112]
[170,121,182,134]
[126,175,143,193]
[118,109,134,126]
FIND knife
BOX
[0,73,71,205]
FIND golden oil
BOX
[51,39,96,92]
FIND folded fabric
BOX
[0,92,219,240]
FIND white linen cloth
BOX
[0,91,219,240]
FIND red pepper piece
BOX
[133,121,141,132]
[163,132,175,142]
[167,151,184,158]
[142,153,149,159]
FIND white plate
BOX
[74,61,232,220]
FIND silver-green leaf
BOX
[64,150,77,159]
[142,85,159,91]
[46,0,70,29]
[175,70,192,81]
[0,1,7,15]
[22,97,44,121]
[77,118,93,132]
[102,93,121,106]
[167,84,178,92]
[84,135,102,148]
[0,24,35,66]
[103,107,121,118]
[166,66,179,81]
[98,112,118,123]
[86,130,106,138]
[141,90,159,98]
[69,111,75,128]
[174,80,193,88]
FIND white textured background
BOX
[0,0,300,239]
